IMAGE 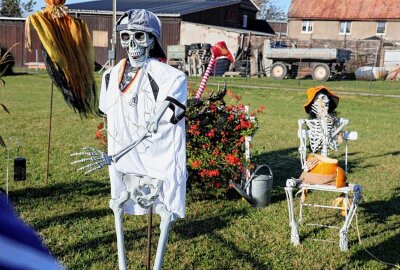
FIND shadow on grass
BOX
[33,208,110,230]
[10,180,110,202]
[4,71,32,76]
[212,233,272,270]
[344,150,400,173]
[361,186,400,223]
[58,223,149,269]
[344,187,400,268]
[174,215,231,239]
[349,233,400,269]
[174,208,272,269]
[253,147,300,204]
[252,146,380,205]
[55,230,119,257]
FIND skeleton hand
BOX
[70,147,112,174]
[304,156,319,171]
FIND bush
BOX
[186,87,264,196]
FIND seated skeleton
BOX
[285,86,362,252]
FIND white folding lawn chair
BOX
[285,119,362,251]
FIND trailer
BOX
[263,40,351,81]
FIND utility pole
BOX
[110,0,117,66]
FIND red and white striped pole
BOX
[195,41,234,99]
[195,54,216,99]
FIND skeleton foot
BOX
[339,229,348,251]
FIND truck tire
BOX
[312,63,331,81]
[270,62,287,80]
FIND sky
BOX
[275,0,291,12]
[34,0,292,12]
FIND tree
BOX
[0,0,36,17]
[253,0,287,20]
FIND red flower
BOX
[209,104,217,112]
[213,148,220,156]
[95,122,106,146]
[207,169,220,177]
[199,169,207,177]
[227,89,241,101]
[188,124,200,136]
[251,105,265,116]
[191,160,201,169]
[225,154,241,166]
[206,128,215,138]
[213,182,222,189]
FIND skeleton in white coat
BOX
[74,9,187,270]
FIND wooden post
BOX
[45,83,54,185]
[146,206,153,270]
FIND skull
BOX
[120,30,154,68]
[311,93,330,118]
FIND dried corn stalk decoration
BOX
[25,0,98,116]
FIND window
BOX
[301,21,313,33]
[92,30,108,47]
[377,21,386,35]
[339,21,352,35]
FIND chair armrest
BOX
[286,178,302,188]
[342,131,358,141]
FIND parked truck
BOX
[263,40,351,81]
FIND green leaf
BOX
[0,136,6,148]
[0,103,11,115]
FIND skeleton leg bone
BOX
[339,185,362,251]
[285,179,300,246]
[109,191,130,270]
[153,204,177,270]
[119,174,176,270]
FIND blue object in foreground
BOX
[0,193,64,270]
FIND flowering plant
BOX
[95,122,107,147]
[186,86,264,196]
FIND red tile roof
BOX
[288,0,400,20]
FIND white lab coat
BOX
[99,58,187,218]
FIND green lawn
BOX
[189,76,400,96]
[1,73,399,269]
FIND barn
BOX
[1,0,274,70]
[67,0,275,66]
[0,16,42,69]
